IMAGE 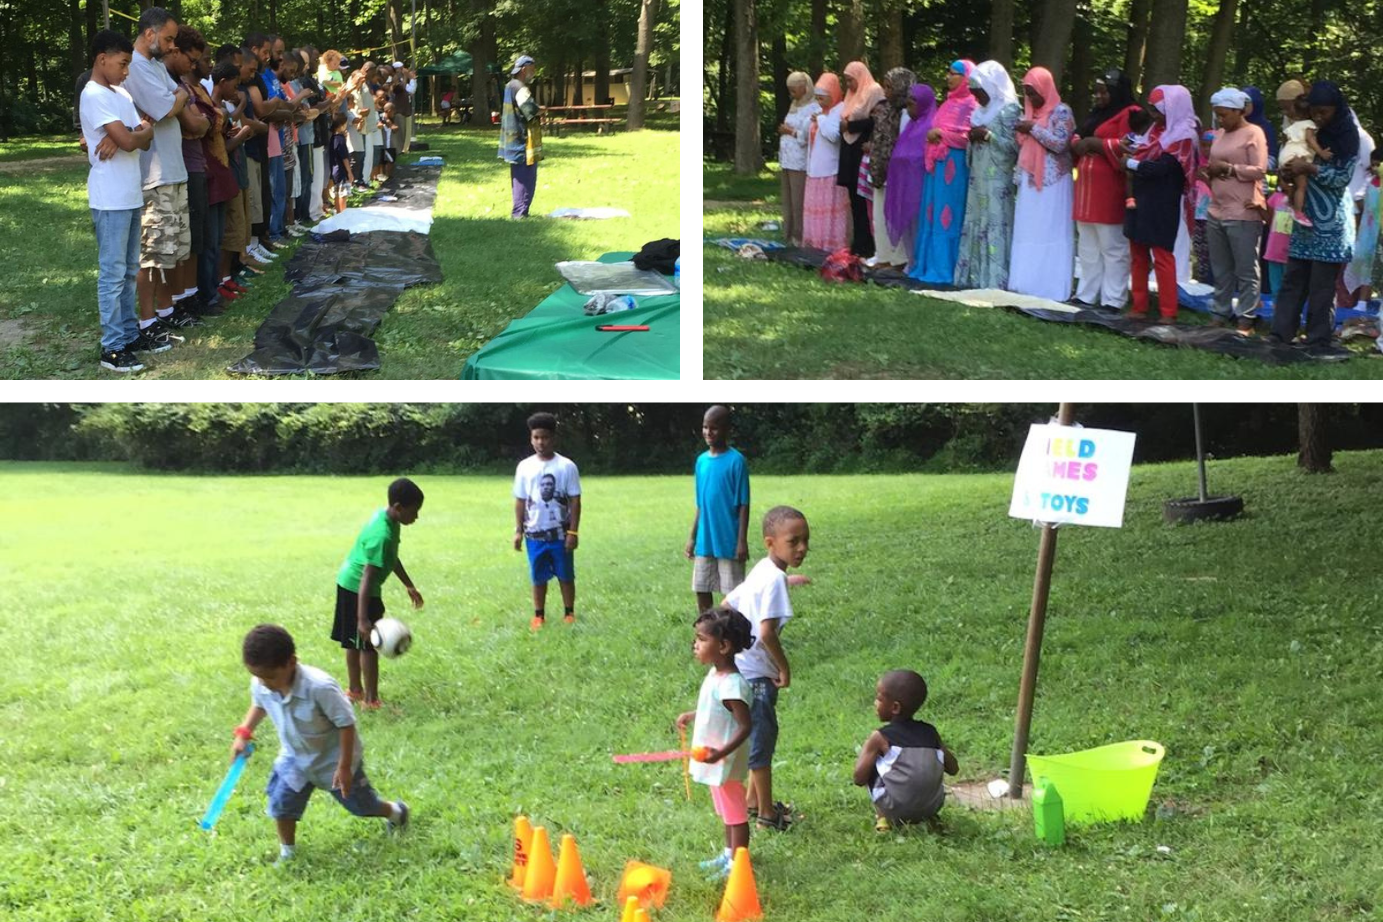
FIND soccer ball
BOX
[370,618,412,658]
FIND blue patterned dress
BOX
[953,101,1021,288]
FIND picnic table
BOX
[544,105,620,135]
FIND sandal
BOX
[346,690,365,703]
[756,801,795,830]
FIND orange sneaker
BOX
[530,616,545,631]
[347,690,365,704]
[363,698,384,710]
[563,613,575,624]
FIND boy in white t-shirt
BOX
[512,411,582,630]
[722,505,811,831]
[80,30,158,372]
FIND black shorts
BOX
[384,148,396,164]
[331,584,385,650]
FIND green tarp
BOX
[460,252,679,380]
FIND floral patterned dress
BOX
[953,101,1021,288]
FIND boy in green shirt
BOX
[332,477,425,708]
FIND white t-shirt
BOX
[513,453,581,536]
[688,667,751,787]
[724,556,793,682]
[80,81,144,211]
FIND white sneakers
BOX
[249,243,278,261]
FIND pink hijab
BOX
[809,72,843,147]
[1017,66,1060,191]
[842,61,885,144]
[925,59,977,172]
[1137,85,1201,232]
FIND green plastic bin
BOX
[1025,740,1165,824]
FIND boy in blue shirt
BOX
[685,405,750,611]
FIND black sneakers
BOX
[127,328,173,354]
[164,305,203,329]
[99,347,145,373]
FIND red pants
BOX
[1129,241,1178,320]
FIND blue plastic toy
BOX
[199,743,254,830]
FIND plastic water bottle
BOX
[674,257,680,289]
[1032,777,1066,846]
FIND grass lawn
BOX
[0,118,678,379]
[703,163,1383,380]
[0,133,85,165]
[3,453,1381,920]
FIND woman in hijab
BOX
[1007,66,1076,300]
[1122,84,1199,322]
[953,60,1021,289]
[1070,67,1142,309]
[883,84,938,268]
[1242,86,1279,169]
[777,71,819,247]
[837,61,885,257]
[909,60,978,283]
[866,68,917,268]
[1270,81,1361,347]
[803,73,851,251]
[1204,87,1268,333]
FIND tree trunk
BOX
[349,0,363,55]
[718,0,732,132]
[733,0,761,175]
[388,0,404,61]
[878,0,904,71]
[1124,0,1153,94]
[85,0,98,43]
[771,32,788,124]
[989,0,1014,70]
[809,0,827,77]
[1068,5,1092,124]
[837,0,865,67]
[269,0,277,33]
[1196,0,1238,125]
[69,0,84,87]
[1297,404,1333,473]
[1031,0,1079,87]
[594,7,611,107]
[1142,0,1189,92]
[626,0,658,129]
[470,0,490,113]
[572,58,583,105]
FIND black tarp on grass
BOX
[228,165,443,376]
[759,245,1353,364]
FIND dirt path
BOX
[0,153,86,174]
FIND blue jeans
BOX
[1266,260,1285,295]
[268,155,286,239]
[295,143,313,220]
[91,207,142,351]
[265,764,384,820]
[747,677,780,770]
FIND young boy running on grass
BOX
[686,405,750,612]
[513,411,582,630]
[232,623,409,865]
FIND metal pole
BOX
[1007,401,1076,798]
[1193,403,1208,503]
[103,0,110,29]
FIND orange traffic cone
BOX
[619,896,640,922]
[715,847,762,922]
[616,860,671,909]
[508,816,534,890]
[549,833,595,908]
[521,825,557,903]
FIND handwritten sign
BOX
[1009,424,1136,528]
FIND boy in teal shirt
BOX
[686,405,750,611]
[332,477,425,708]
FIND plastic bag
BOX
[555,260,677,296]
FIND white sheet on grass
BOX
[547,207,631,220]
[913,288,1081,313]
[311,203,434,235]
